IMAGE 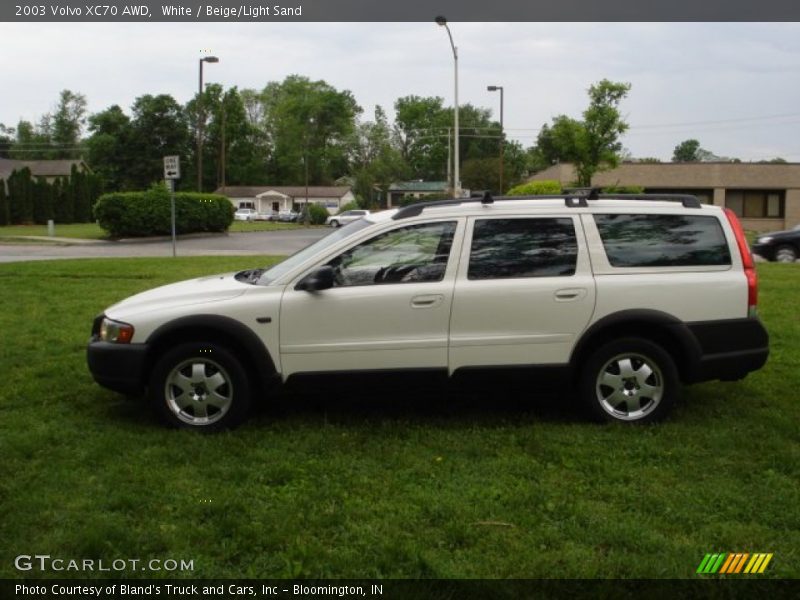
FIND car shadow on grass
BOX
[253,371,582,428]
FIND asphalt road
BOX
[0,228,332,263]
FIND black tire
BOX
[579,337,678,424]
[148,342,252,431]
[330,220,340,228]
[775,245,798,263]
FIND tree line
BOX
[2,77,670,210]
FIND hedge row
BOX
[0,166,101,226]
[93,185,233,238]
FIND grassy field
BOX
[0,220,302,240]
[0,258,797,580]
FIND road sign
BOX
[164,155,180,180]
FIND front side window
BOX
[328,221,457,287]
[468,218,578,279]
[595,214,731,267]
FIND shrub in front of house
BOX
[94,184,234,238]
[308,203,330,225]
[505,180,563,196]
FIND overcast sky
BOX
[3,21,800,162]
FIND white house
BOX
[214,186,355,215]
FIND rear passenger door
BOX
[448,216,595,372]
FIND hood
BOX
[106,271,249,318]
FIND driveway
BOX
[0,229,331,263]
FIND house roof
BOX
[214,185,352,199]
[529,161,800,189]
[0,158,89,181]
[388,181,448,192]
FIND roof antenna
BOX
[482,191,494,204]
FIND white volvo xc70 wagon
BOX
[88,192,768,430]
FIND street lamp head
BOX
[487,85,498,91]
[435,15,447,26]
[202,56,219,63]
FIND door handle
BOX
[554,288,587,302]
[411,294,444,309]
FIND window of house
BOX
[468,218,578,279]
[595,214,731,267]
[726,190,784,218]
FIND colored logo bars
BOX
[696,553,773,574]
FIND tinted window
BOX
[595,214,731,267]
[468,218,577,279]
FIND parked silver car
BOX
[326,210,370,228]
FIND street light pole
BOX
[304,117,314,226]
[436,16,460,199]
[197,55,219,192]
[487,85,504,194]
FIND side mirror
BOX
[295,265,335,292]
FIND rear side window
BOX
[468,218,577,279]
[594,214,731,267]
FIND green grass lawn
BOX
[0,222,110,239]
[0,221,303,241]
[0,258,797,579]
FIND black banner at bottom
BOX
[2,579,799,600]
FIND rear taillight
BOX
[724,208,758,316]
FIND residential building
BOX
[528,162,800,231]
[214,186,355,215]
[0,158,90,183]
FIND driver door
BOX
[279,219,462,377]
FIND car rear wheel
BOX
[775,245,798,263]
[579,337,678,423]
[149,342,251,431]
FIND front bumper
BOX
[87,340,148,396]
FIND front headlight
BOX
[757,236,773,244]
[99,317,135,343]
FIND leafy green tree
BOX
[127,94,190,190]
[349,106,408,206]
[0,124,14,158]
[672,139,702,162]
[393,95,450,181]
[50,90,87,158]
[392,96,504,185]
[533,79,631,186]
[9,120,50,160]
[85,105,133,191]
[7,168,34,223]
[0,178,9,224]
[257,75,362,185]
[186,85,270,190]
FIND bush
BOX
[308,203,330,225]
[94,184,234,238]
[601,185,645,194]
[337,201,360,214]
[506,180,562,196]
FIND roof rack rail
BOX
[391,191,702,220]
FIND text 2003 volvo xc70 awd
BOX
[87,192,769,430]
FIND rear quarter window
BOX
[594,214,731,267]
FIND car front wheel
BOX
[149,342,252,431]
[775,245,798,263]
[579,337,678,423]
[329,220,340,228]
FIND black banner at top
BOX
[3,0,800,23]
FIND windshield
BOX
[256,218,373,285]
